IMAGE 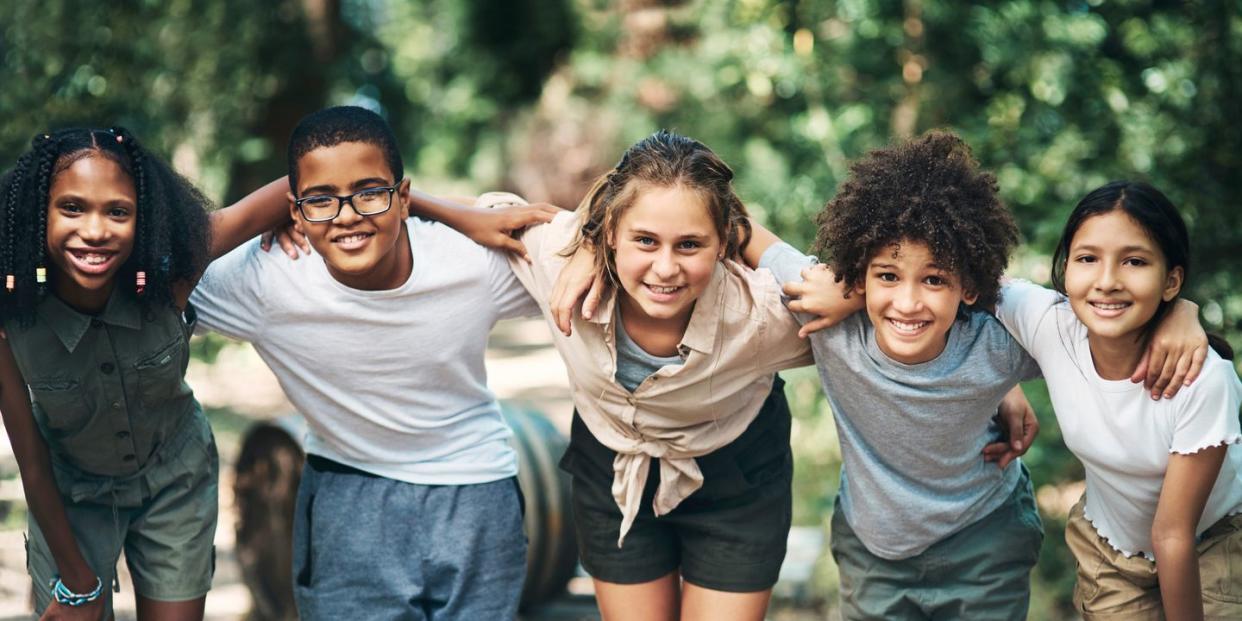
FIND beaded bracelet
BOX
[49,576,103,607]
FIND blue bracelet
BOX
[49,576,103,607]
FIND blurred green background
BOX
[3,0,1241,618]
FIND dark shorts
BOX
[560,375,793,593]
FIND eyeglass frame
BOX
[293,183,401,223]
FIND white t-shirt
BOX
[997,280,1242,558]
[190,218,539,485]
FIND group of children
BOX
[0,105,1238,621]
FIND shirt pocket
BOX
[27,379,93,439]
[134,338,187,409]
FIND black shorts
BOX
[559,375,793,592]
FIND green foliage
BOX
[4,1,1240,614]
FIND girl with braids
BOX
[408,130,813,620]
[0,127,288,620]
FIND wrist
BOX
[51,574,103,607]
[59,567,96,593]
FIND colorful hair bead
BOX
[4,275,13,292]
[35,266,46,284]
[136,270,146,294]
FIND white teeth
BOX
[647,285,680,294]
[1091,302,1129,310]
[71,251,111,265]
[335,233,370,243]
[889,319,929,332]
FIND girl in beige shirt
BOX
[419,130,812,621]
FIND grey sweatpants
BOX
[292,455,527,620]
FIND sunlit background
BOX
[2,1,1240,619]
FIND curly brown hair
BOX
[811,130,1017,311]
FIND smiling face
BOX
[862,239,976,365]
[45,153,137,311]
[610,184,721,329]
[1063,209,1182,347]
[290,141,412,290]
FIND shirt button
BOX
[121,454,136,462]
[116,430,130,439]
[100,362,115,374]
[90,319,103,328]
[111,401,121,409]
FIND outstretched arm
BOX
[174,177,291,307]
[405,189,561,262]
[208,177,292,261]
[747,219,862,335]
[0,338,104,620]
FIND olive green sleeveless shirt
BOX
[4,289,200,478]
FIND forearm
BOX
[742,218,782,269]
[1153,537,1203,621]
[406,188,478,231]
[209,176,292,260]
[19,458,96,591]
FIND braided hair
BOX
[565,129,753,286]
[0,128,212,325]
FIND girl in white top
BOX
[995,181,1242,620]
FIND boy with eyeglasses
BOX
[190,106,554,619]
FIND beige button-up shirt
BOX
[480,193,813,545]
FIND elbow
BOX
[1150,523,1196,559]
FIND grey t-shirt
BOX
[761,243,1040,559]
[614,313,685,393]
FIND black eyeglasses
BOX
[294,185,398,222]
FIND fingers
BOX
[1150,348,1180,399]
[512,206,557,228]
[782,280,808,298]
[550,274,577,337]
[1162,354,1193,399]
[583,274,604,321]
[797,316,835,338]
[1006,413,1025,452]
[260,231,273,252]
[1019,410,1039,452]
[1185,344,1208,386]
[982,441,1015,469]
[800,263,830,280]
[294,227,311,254]
[1144,347,1170,394]
[501,236,531,263]
[1129,349,1149,384]
[277,232,301,260]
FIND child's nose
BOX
[80,213,109,240]
[894,283,922,312]
[652,249,679,278]
[1094,264,1120,291]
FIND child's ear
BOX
[286,191,300,223]
[962,289,979,306]
[1162,265,1185,302]
[397,178,411,218]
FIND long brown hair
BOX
[566,130,752,285]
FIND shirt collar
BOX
[39,287,143,353]
[587,263,725,356]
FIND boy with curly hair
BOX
[747,131,1045,619]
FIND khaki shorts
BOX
[1066,496,1242,620]
[26,411,218,614]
